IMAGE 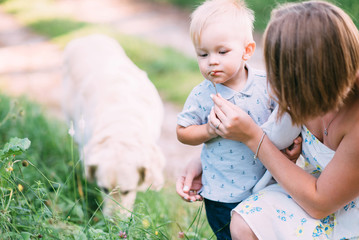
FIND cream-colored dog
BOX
[62,34,165,216]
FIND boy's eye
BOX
[198,53,208,57]
[219,50,228,55]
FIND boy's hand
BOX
[282,135,302,163]
[176,158,203,202]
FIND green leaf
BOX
[2,137,31,156]
[20,232,32,240]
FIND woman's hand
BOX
[209,94,260,145]
[206,114,218,139]
[176,157,203,202]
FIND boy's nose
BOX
[209,55,219,65]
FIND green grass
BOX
[0,94,213,239]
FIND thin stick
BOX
[212,82,218,94]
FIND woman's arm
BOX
[210,94,359,219]
[176,121,218,146]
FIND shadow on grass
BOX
[28,18,89,39]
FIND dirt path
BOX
[0,0,264,182]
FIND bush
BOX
[150,0,359,31]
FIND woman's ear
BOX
[242,41,256,61]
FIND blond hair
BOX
[264,1,359,125]
[190,0,254,45]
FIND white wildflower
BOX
[68,121,75,137]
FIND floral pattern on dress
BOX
[232,126,359,240]
[312,214,336,239]
[237,192,264,215]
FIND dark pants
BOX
[204,198,241,240]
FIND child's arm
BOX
[176,123,217,146]
[177,84,217,145]
[252,105,302,193]
[261,106,301,150]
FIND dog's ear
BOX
[88,165,97,182]
[137,167,146,186]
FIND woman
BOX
[178,1,359,239]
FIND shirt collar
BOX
[208,64,255,100]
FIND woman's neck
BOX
[305,89,359,150]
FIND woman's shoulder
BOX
[344,94,359,137]
[333,93,359,150]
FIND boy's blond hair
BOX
[190,0,254,45]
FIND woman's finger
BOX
[213,104,227,123]
[209,107,226,136]
[208,112,217,130]
[211,94,237,117]
[209,107,221,127]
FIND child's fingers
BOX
[176,176,191,200]
[175,173,201,202]
[175,176,187,197]
[294,136,303,145]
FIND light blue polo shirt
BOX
[177,65,275,203]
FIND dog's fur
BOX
[62,34,165,215]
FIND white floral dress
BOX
[232,126,359,239]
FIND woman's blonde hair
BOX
[190,0,254,45]
[264,0,359,125]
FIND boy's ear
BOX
[242,41,256,61]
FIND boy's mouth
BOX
[209,71,219,76]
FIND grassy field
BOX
[151,0,359,31]
[0,95,213,239]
